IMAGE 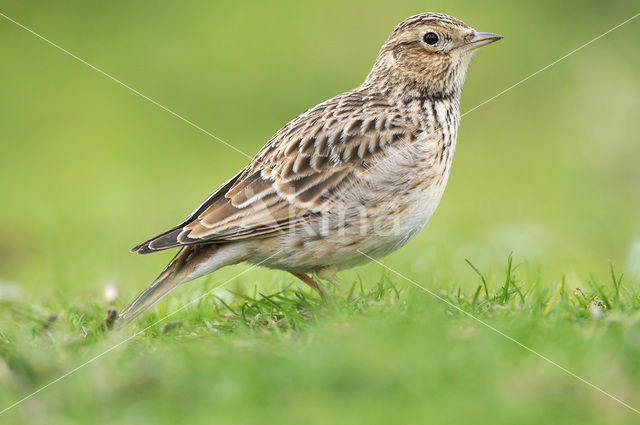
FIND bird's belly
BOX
[250,177,448,273]
[359,178,447,258]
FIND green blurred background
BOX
[1,0,639,298]
[1,0,639,423]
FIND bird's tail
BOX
[119,244,226,323]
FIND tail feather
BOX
[119,244,224,323]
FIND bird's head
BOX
[367,13,502,98]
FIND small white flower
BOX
[104,282,119,303]
[589,297,605,319]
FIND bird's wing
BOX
[133,91,413,254]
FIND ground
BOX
[2,258,640,424]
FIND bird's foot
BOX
[290,272,328,294]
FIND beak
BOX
[465,31,503,49]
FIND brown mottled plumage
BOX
[120,13,502,321]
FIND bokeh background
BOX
[1,0,639,424]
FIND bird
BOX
[119,12,502,322]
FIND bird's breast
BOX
[361,96,460,248]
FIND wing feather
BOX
[133,89,412,254]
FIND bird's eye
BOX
[423,32,439,45]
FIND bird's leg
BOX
[316,267,343,287]
[291,272,327,294]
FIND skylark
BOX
[120,13,502,321]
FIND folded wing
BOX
[132,91,412,254]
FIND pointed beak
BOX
[465,31,503,49]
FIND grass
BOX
[1,257,640,424]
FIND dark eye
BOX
[423,32,439,45]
